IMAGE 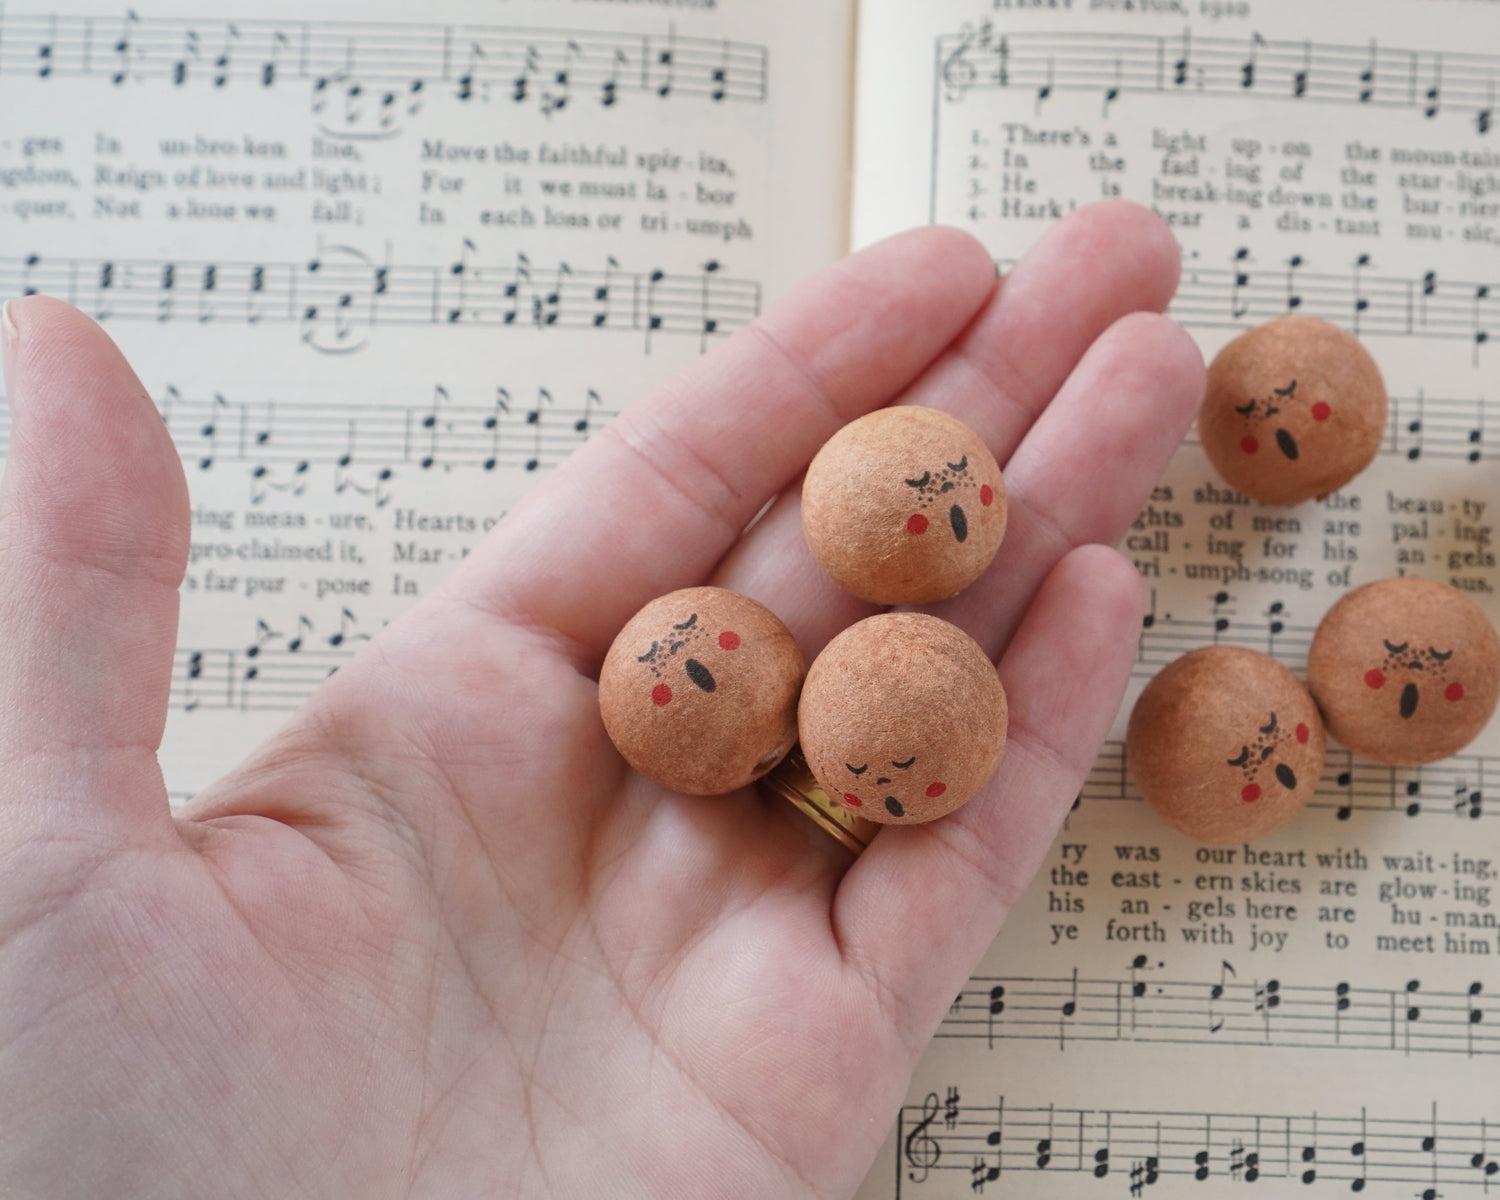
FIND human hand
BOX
[0,201,1202,1199]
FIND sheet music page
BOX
[853,1,1500,1196]
[0,0,854,792]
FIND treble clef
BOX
[941,25,979,101]
[904,1092,943,1183]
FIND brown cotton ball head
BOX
[1307,577,1500,765]
[599,587,804,795]
[1199,315,1386,506]
[801,406,1008,604]
[1127,646,1326,844]
[798,612,1007,825]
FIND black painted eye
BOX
[673,613,699,631]
[1385,640,1409,654]
[1234,400,1258,416]
[946,457,968,472]
[1260,712,1278,735]
[904,472,931,489]
[1431,647,1454,662]
[1273,380,1298,398]
[892,756,916,769]
[637,641,660,663]
[1227,746,1251,767]
[846,763,867,776]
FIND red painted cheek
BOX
[652,684,673,707]
[907,514,929,535]
[719,631,741,650]
[1241,436,1260,454]
[925,782,947,799]
[1312,402,1332,421]
[1296,723,1310,744]
[1365,669,1386,689]
[1447,682,1466,702]
[1241,783,1262,803]
[980,485,994,507]
[842,793,864,808]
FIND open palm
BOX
[0,202,1202,1199]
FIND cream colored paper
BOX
[854,0,1500,1195]
[0,0,855,791]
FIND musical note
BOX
[1352,252,1372,334]
[1173,29,1190,87]
[1475,283,1495,363]
[1351,1108,1368,1193]
[1293,38,1311,97]
[1424,53,1443,118]
[1264,601,1286,656]
[1102,57,1123,114]
[1240,32,1264,89]
[1210,591,1233,640]
[986,984,1006,1049]
[601,47,626,106]
[1208,960,1235,1034]
[540,39,579,115]
[513,43,540,105]
[1359,39,1377,102]
[650,27,676,98]
[526,388,552,472]
[1231,247,1251,318]
[1284,253,1303,311]
[1034,55,1055,110]
[419,385,446,470]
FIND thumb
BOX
[0,297,189,839]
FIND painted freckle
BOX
[1241,436,1260,455]
[719,631,741,650]
[925,781,947,798]
[1365,669,1386,689]
[1447,681,1466,702]
[1312,402,1332,421]
[652,683,673,707]
[1241,783,1262,803]
[907,514,929,535]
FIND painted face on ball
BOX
[634,610,745,709]
[1225,710,1313,805]
[839,754,948,820]
[1232,378,1332,465]
[902,455,998,543]
[1360,638,1467,726]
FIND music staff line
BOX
[1086,736,1496,822]
[6,12,765,124]
[896,1096,1500,1195]
[939,24,1500,131]
[943,968,1496,1058]
[174,609,374,715]
[156,383,610,475]
[9,250,759,355]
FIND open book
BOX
[5,0,1498,1193]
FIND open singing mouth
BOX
[949,505,968,543]
[1275,428,1299,461]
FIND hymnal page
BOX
[854,0,1500,1195]
[0,0,854,793]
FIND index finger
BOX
[443,226,1001,665]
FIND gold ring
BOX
[763,748,878,855]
